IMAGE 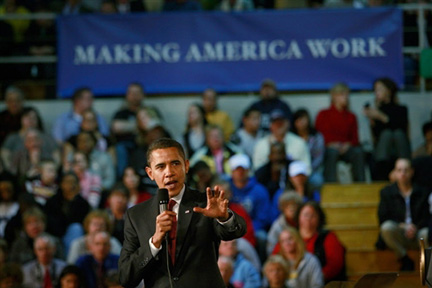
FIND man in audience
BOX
[253,109,311,173]
[378,158,429,271]
[315,83,365,183]
[246,79,292,133]
[22,234,67,288]
[0,86,26,146]
[52,87,109,145]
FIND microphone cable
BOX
[165,237,174,288]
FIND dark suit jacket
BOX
[119,187,246,288]
[378,182,430,229]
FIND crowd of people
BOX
[0,77,431,287]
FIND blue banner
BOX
[57,8,403,97]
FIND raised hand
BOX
[193,185,230,222]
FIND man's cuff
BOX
[217,209,235,225]
[149,237,162,257]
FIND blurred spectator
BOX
[262,255,290,288]
[231,107,265,162]
[71,151,102,209]
[67,210,122,264]
[163,0,202,11]
[9,129,60,185]
[9,206,64,265]
[202,88,235,141]
[62,0,94,14]
[100,0,118,13]
[2,107,58,173]
[246,79,292,133]
[0,0,30,43]
[115,0,146,13]
[122,166,152,208]
[274,0,306,8]
[52,87,109,145]
[187,160,218,192]
[364,78,411,180]
[22,234,67,288]
[0,86,26,146]
[218,240,261,288]
[255,142,290,201]
[0,263,24,288]
[44,172,91,255]
[267,192,302,256]
[315,83,365,183]
[378,158,429,271]
[0,172,19,239]
[217,256,235,288]
[276,227,324,288]
[182,103,207,158]
[296,201,346,283]
[105,185,128,244]
[292,108,325,191]
[412,121,432,158]
[56,265,87,288]
[217,0,254,10]
[286,160,316,200]
[253,109,311,173]
[76,231,119,288]
[24,159,58,207]
[189,124,242,179]
[75,131,115,191]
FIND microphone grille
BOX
[157,188,169,204]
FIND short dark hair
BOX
[147,138,186,166]
[72,86,92,103]
[295,201,326,231]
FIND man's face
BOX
[90,233,110,262]
[206,129,224,151]
[231,167,249,184]
[126,85,144,107]
[202,90,216,113]
[243,111,261,132]
[146,147,189,198]
[394,159,413,185]
[260,85,276,100]
[75,91,93,112]
[270,119,289,138]
[24,216,45,239]
[5,91,23,115]
[34,238,54,266]
[218,240,237,257]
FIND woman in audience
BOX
[296,201,346,284]
[71,151,102,209]
[182,103,207,158]
[363,77,411,180]
[262,255,290,288]
[292,108,325,191]
[277,227,323,288]
[122,166,152,208]
[67,209,122,264]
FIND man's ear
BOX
[145,166,154,180]
[185,159,190,174]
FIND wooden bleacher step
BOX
[320,182,388,204]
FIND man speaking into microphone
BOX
[119,138,246,288]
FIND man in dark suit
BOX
[119,138,246,288]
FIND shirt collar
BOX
[171,185,185,204]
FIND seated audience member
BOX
[297,201,346,283]
[364,78,411,180]
[0,86,27,146]
[44,172,91,255]
[246,79,293,133]
[412,120,432,158]
[9,207,64,265]
[267,192,302,256]
[287,160,314,200]
[218,256,235,288]
[163,0,201,12]
[22,234,67,288]
[1,107,57,172]
[262,255,290,288]
[315,82,366,183]
[255,142,291,201]
[56,265,87,288]
[62,0,94,13]
[122,166,152,208]
[253,109,311,173]
[52,87,109,145]
[75,131,115,191]
[277,227,324,288]
[189,124,242,179]
[71,151,102,209]
[0,263,24,288]
[67,210,122,264]
[187,160,219,192]
[105,185,128,244]
[25,159,58,206]
[217,0,254,10]
[231,107,265,161]
[114,0,146,13]
[0,172,19,239]
[219,239,261,288]
[201,88,235,141]
[9,129,59,184]
[182,103,207,158]
[292,108,325,190]
[62,108,113,171]
[76,231,120,288]
[378,158,429,271]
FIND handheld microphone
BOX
[157,188,169,214]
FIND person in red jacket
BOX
[315,83,365,183]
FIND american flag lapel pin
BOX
[185,210,191,214]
